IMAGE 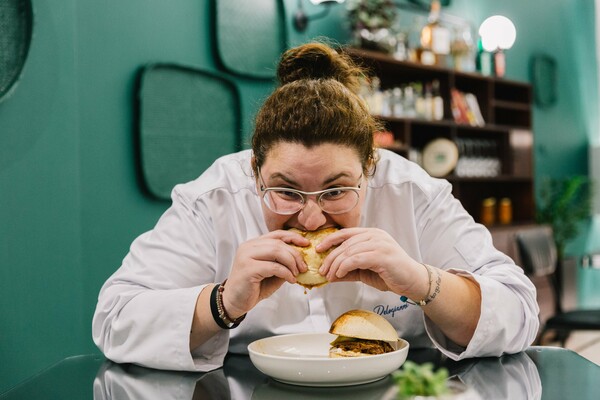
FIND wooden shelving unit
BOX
[345,48,535,226]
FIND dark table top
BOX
[1,346,599,399]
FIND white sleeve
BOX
[92,188,229,371]
[416,182,540,359]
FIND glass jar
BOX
[480,197,497,226]
[498,198,513,225]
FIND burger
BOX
[288,227,338,289]
[328,309,399,357]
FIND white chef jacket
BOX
[92,149,539,372]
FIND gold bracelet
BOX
[401,263,441,306]
[418,264,441,306]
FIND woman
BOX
[93,42,539,371]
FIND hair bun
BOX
[277,42,362,94]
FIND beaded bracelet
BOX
[400,264,441,306]
[210,280,246,329]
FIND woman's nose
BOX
[297,198,327,231]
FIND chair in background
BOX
[516,228,600,346]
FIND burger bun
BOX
[288,227,338,289]
[329,309,399,343]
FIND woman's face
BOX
[256,142,366,232]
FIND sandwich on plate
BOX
[329,309,399,357]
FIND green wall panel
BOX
[138,64,241,199]
[214,0,286,79]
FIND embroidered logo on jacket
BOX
[373,300,409,318]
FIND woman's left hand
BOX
[319,227,482,347]
[317,227,427,296]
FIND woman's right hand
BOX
[220,230,309,319]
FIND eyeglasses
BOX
[257,168,362,215]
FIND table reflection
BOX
[251,377,393,400]
[94,363,229,400]
[93,349,542,400]
[449,352,541,400]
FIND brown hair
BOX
[251,42,382,175]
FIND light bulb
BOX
[479,15,516,51]
[480,35,499,53]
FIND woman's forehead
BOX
[261,142,361,180]
[265,142,361,166]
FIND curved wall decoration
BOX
[0,0,33,102]
[137,64,242,199]
[213,0,286,79]
[530,54,558,109]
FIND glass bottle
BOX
[408,16,425,63]
[394,30,408,61]
[403,85,417,118]
[451,25,476,72]
[414,82,425,119]
[392,87,404,117]
[420,0,450,67]
[423,82,433,121]
[370,77,383,116]
[432,80,444,121]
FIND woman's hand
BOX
[221,230,309,318]
[191,230,308,349]
[317,228,482,348]
[317,228,428,298]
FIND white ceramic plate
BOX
[422,138,459,177]
[248,333,409,387]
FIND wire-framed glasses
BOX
[257,168,362,215]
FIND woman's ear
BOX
[365,151,377,177]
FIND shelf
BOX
[377,116,455,127]
[377,116,515,133]
[345,48,448,73]
[345,48,534,223]
[492,100,531,111]
[446,175,533,183]
[488,221,539,231]
[379,144,410,153]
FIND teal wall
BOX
[0,0,598,392]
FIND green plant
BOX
[346,0,398,31]
[392,361,449,397]
[536,175,593,260]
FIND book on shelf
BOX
[450,89,485,127]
